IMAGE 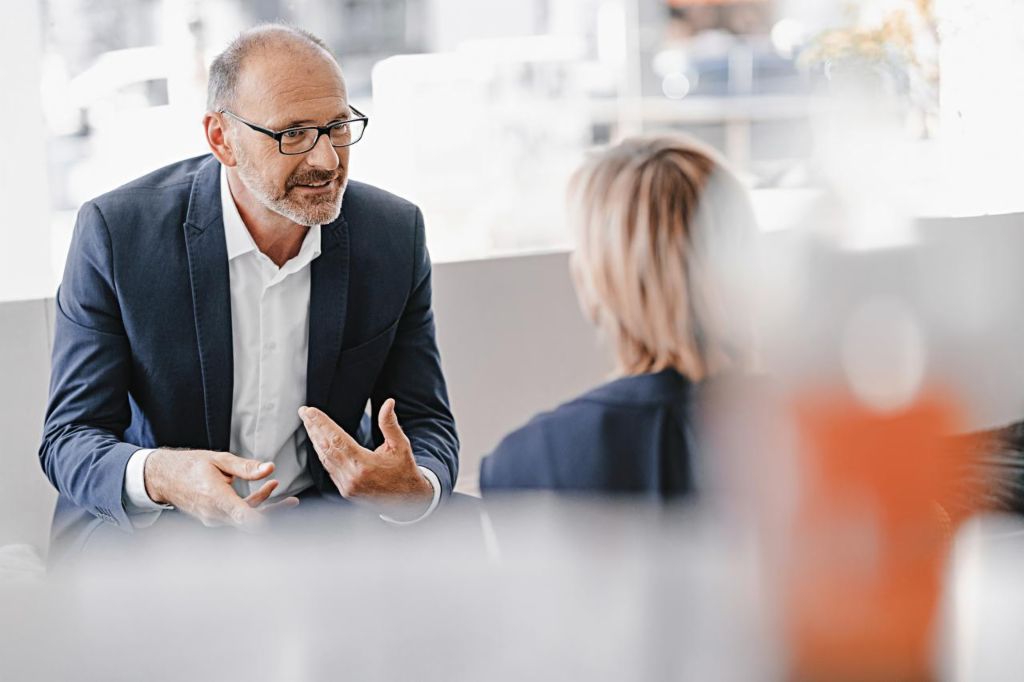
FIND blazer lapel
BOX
[182,156,234,452]
[305,211,350,489]
[306,212,350,408]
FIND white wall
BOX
[0,298,57,554]
[432,251,613,494]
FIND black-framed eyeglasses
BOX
[219,106,369,155]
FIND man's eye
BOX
[283,130,305,139]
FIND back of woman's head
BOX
[568,135,757,381]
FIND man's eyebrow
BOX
[276,112,352,129]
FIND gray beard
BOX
[236,162,346,227]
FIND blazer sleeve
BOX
[38,200,142,531]
[369,207,459,496]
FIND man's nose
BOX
[305,131,340,170]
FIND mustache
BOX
[286,169,342,190]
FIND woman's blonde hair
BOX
[568,134,757,381]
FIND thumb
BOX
[377,398,409,449]
[214,452,274,481]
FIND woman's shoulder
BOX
[517,369,691,438]
[571,368,692,408]
[479,370,693,490]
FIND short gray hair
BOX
[207,24,335,112]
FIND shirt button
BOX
[265,402,276,412]
[265,342,277,353]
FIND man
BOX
[39,24,458,555]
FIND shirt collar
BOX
[221,165,256,262]
[219,164,322,268]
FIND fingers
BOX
[244,479,279,507]
[377,398,411,451]
[260,497,300,514]
[214,485,264,529]
[299,406,362,467]
[237,481,297,521]
[212,452,274,481]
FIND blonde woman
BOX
[480,135,757,495]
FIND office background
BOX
[7,0,1021,301]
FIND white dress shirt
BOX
[122,166,439,524]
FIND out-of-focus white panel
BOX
[938,0,1024,216]
[363,50,590,262]
[0,2,53,303]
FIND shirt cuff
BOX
[123,448,173,526]
[379,466,442,526]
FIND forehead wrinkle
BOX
[235,61,347,125]
[265,95,349,129]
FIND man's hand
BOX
[242,478,301,514]
[298,399,433,515]
[144,449,297,528]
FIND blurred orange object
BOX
[785,388,986,680]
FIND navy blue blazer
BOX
[40,154,459,550]
[479,369,695,496]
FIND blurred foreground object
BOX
[785,388,986,679]
[699,377,993,680]
[0,499,775,681]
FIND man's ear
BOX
[204,112,237,167]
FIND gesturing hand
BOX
[242,478,301,514]
[144,449,298,528]
[298,399,433,512]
